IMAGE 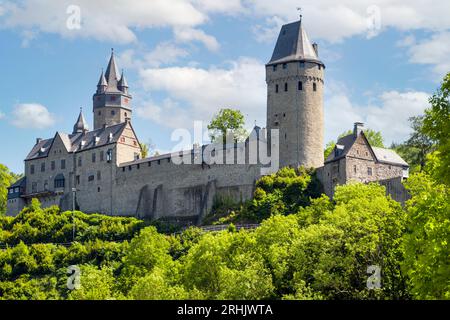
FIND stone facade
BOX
[320,123,409,202]
[6,19,409,219]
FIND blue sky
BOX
[0,0,449,173]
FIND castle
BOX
[6,19,410,220]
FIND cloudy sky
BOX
[0,0,449,173]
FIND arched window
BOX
[284,83,288,92]
[275,84,279,93]
[313,83,317,91]
[298,81,303,91]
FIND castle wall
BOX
[110,157,261,221]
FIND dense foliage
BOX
[207,108,248,143]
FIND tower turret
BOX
[93,49,132,130]
[73,108,89,134]
[266,17,325,169]
[118,70,129,95]
[97,70,107,94]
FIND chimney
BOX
[312,43,319,56]
[36,138,42,145]
[353,122,364,137]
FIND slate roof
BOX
[325,132,409,167]
[25,122,127,161]
[73,109,89,134]
[372,147,409,166]
[104,50,120,93]
[9,176,26,189]
[268,20,323,65]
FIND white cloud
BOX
[174,27,220,51]
[325,89,430,145]
[137,57,266,128]
[11,103,56,129]
[117,43,189,69]
[245,0,450,43]
[404,32,450,78]
[0,0,207,43]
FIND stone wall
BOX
[266,61,324,169]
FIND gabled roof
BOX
[25,122,128,161]
[268,20,323,65]
[325,132,409,167]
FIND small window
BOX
[354,165,357,174]
[284,83,288,92]
[122,167,125,172]
[283,113,286,117]
[298,81,303,91]
[157,160,161,165]
[313,83,317,91]
[282,63,287,69]
[125,112,128,117]
[92,153,96,163]
[30,165,35,175]
[133,140,137,146]
[389,165,392,170]
[368,167,373,176]
[88,175,95,182]
[300,61,305,68]
[137,164,140,170]
[318,65,322,70]
[106,149,112,162]
[98,111,101,116]
[111,110,116,115]
[54,176,65,189]
[285,133,287,140]
[61,159,66,170]
[40,163,45,172]
[51,161,55,171]
[78,157,82,167]
[275,84,279,93]
[128,166,132,171]
[120,137,125,143]
[272,64,277,72]
[98,187,101,193]
[76,176,80,185]
[97,171,101,181]
[100,151,104,162]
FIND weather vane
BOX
[297,7,302,22]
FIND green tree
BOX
[208,108,248,143]
[140,142,149,159]
[422,72,450,184]
[391,116,435,173]
[402,172,450,299]
[290,183,408,299]
[324,129,385,159]
[67,264,118,300]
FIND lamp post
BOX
[72,188,76,242]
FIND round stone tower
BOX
[266,18,325,169]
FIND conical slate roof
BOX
[105,49,120,92]
[268,20,322,65]
[73,109,89,134]
[118,70,128,88]
[97,70,107,87]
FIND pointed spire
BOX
[73,107,89,134]
[268,17,322,65]
[104,48,119,91]
[97,68,107,86]
[118,69,129,88]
